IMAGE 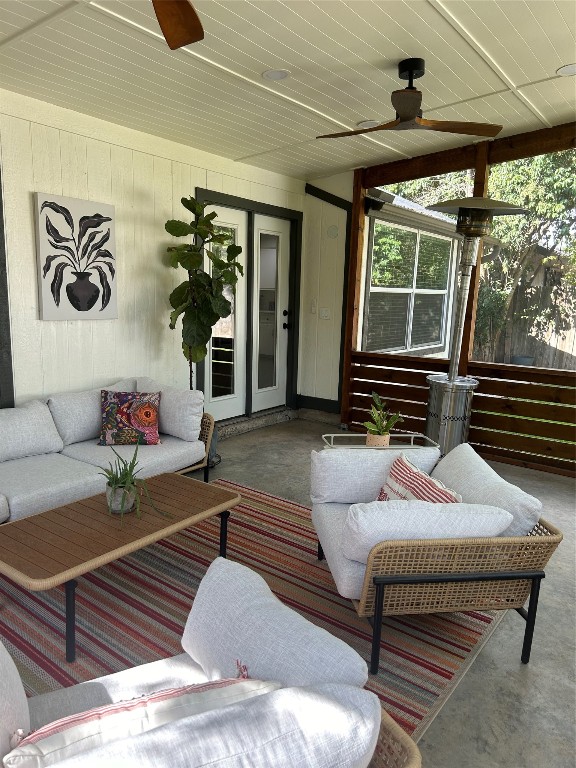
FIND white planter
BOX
[106,485,136,514]
[365,433,390,447]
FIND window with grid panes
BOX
[362,219,456,354]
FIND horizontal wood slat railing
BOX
[342,351,575,476]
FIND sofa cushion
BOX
[137,377,203,442]
[37,683,381,768]
[6,679,281,768]
[343,501,514,563]
[310,446,441,505]
[311,502,366,600]
[0,454,105,522]
[181,557,369,688]
[431,443,542,536]
[47,379,137,446]
[0,401,63,463]
[377,453,462,502]
[0,641,30,761]
[0,494,9,524]
[62,436,205,477]
[98,390,161,446]
[29,653,205,729]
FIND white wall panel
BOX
[1,90,305,404]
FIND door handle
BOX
[283,322,290,330]
[283,309,289,317]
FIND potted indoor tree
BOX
[99,446,157,520]
[164,196,243,388]
[363,391,404,447]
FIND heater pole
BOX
[448,236,480,382]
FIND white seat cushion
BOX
[342,500,514,563]
[0,641,30,761]
[311,502,366,600]
[431,443,542,536]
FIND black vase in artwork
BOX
[66,271,100,311]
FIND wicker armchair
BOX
[348,518,562,674]
[369,708,422,768]
[176,412,215,482]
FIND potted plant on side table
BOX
[363,391,404,447]
[99,446,157,520]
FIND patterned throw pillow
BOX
[98,390,161,446]
[4,679,281,768]
[377,452,462,503]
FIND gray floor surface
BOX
[209,417,576,768]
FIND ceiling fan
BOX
[318,58,503,140]
[151,0,204,50]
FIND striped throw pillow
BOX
[377,453,462,503]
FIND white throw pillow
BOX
[4,679,280,768]
[137,377,203,442]
[0,640,30,761]
[310,446,441,504]
[181,557,369,688]
[431,443,542,536]
[342,500,514,563]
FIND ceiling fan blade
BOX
[317,119,400,139]
[415,117,503,137]
[151,0,204,50]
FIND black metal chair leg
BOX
[318,541,324,561]
[370,583,385,674]
[203,464,210,482]
[519,576,543,664]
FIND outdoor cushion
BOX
[0,640,30,761]
[377,453,462,502]
[137,377,203,442]
[310,445,441,505]
[98,390,161,446]
[0,401,63,463]
[0,493,8,524]
[342,501,514,563]
[431,442,542,536]
[47,379,137,446]
[181,557,369,688]
[62,435,205,476]
[311,502,366,600]
[0,454,104,522]
[38,684,381,768]
[6,679,281,768]
[29,654,206,729]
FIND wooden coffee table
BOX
[0,474,240,661]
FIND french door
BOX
[202,208,291,421]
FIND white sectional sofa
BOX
[0,558,417,768]
[0,377,208,523]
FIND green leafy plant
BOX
[363,391,404,435]
[99,446,159,520]
[165,196,244,388]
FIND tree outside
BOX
[385,150,576,369]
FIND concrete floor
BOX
[210,417,576,768]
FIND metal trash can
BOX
[426,374,478,455]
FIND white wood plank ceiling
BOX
[0,0,574,180]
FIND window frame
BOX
[361,210,459,357]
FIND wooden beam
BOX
[458,141,490,376]
[340,169,366,423]
[363,122,576,188]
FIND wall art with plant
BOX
[35,193,117,320]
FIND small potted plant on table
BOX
[363,391,404,447]
[99,446,154,519]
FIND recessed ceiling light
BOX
[356,120,381,129]
[556,63,576,77]
[262,69,290,81]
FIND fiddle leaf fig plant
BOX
[165,196,243,388]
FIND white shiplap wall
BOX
[0,89,306,404]
[299,193,347,402]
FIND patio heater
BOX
[424,197,528,454]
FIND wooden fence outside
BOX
[343,351,576,476]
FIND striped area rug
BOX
[0,480,502,740]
